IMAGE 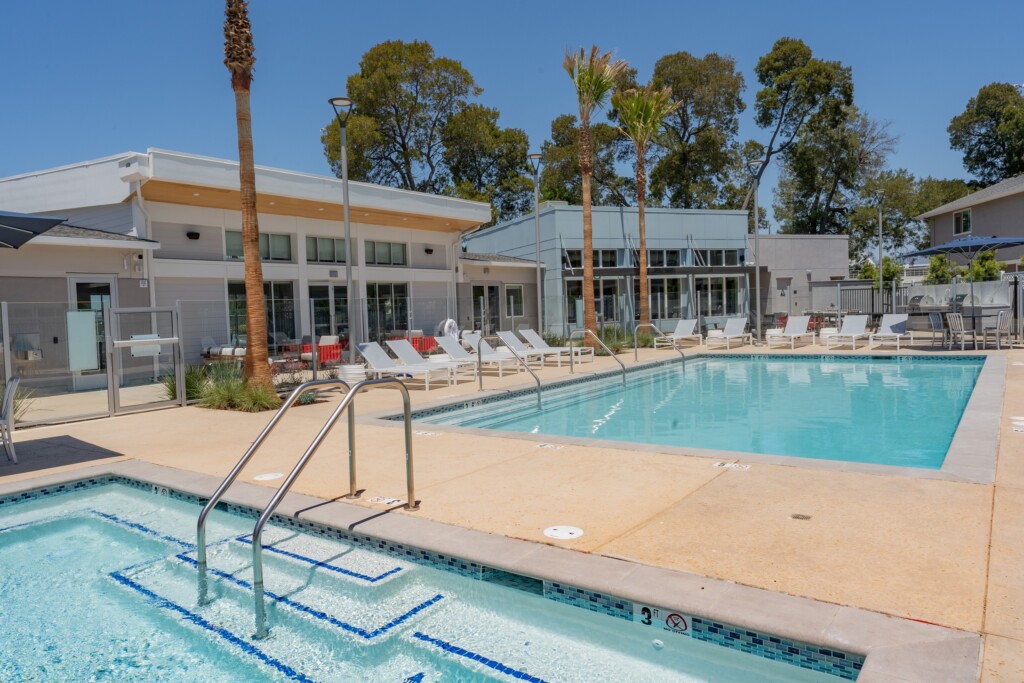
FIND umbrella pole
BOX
[969,259,976,338]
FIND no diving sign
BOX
[633,604,691,637]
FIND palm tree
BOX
[611,85,681,328]
[224,0,275,393]
[564,47,628,344]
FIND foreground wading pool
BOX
[412,355,985,468]
[0,477,864,681]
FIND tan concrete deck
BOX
[2,337,1020,680]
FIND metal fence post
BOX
[0,302,12,382]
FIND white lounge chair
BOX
[356,342,450,390]
[519,329,594,363]
[1,376,20,463]
[385,339,474,383]
[825,315,870,350]
[705,317,751,350]
[766,315,815,349]
[434,335,519,377]
[495,331,551,367]
[653,319,702,349]
[463,333,530,376]
[870,314,909,350]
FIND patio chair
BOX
[766,315,815,350]
[982,310,1012,350]
[928,313,948,348]
[519,329,594,363]
[1,376,20,464]
[824,315,870,350]
[870,314,909,350]
[945,313,977,351]
[653,319,702,349]
[434,334,519,377]
[300,335,341,365]
[385,339,474,383]
[495,331,550,367]
[705,317,751,350]
[356,342,450,391]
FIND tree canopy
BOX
[539,114,632,206]
[948,83,1024,185]
[321,40,532,224]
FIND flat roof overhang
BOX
[137,179,482,233]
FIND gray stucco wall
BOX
[756,235,850,315]
[930,193,1024,263]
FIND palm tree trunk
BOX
[637,153,650,327]
[233,82,273,389]
[579,119,598,348]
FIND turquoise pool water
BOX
[418,356,985,469]
[0,482,855,681]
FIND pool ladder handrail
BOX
[251,376,416,639]
[196,378,354,570]
[568,328,626,384]
[489,335,543,410]
[633,323,685,364]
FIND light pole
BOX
[329,96,355,363]
[877,196,884,313]
[528,153,543,333]
[746,160,765,343]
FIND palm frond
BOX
[564,46,629,117]
[611,84,681,154]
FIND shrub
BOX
[634,332,655,348]
[160,364,208,401]
[1,379,34,423]
[199,363,280,412]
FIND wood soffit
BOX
[137,180,480,232]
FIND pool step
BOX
[113,557,475,682]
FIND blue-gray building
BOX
[461,202,763,335]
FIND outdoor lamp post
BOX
[877,196,884,313]
[746,160,766,344]
[329,96,355,363]
[528,153,544,333]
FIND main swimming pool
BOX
[0,478,861,681]
[414,356,985,469]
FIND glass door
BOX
[67,277,116,391]
[471,285,499,334]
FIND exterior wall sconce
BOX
[186,231,201,240]
[424,247,434,255]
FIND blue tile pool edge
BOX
[0,474,864,680]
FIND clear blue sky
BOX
[2,0,1022,217]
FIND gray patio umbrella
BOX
[902,235,1024,327]
[0,210,67,248]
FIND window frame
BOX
[365,240,409,266]
[505,284,525,317]
[954,209,972,235]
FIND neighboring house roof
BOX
[459,252,541,266]
[917,175,1024,219]
[30,223,160,249]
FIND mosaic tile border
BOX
[0,475,865,679]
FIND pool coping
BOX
[0,460,982,682]
[365,353,1004,485]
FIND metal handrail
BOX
[568,328,626,384]
[495,336,542,410]
[196,378,353,573]
[252,377,415,638]
[633,323,685,363]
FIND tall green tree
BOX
[612,85,681,327]
[539,114,632,206]
[563,47,629,343]
[647,52,746,208]
[746,38,853,207]
[442,104,532,224]
[948,83,1024,185]
[923,254,959,285]
[223,0,275,394]
[774,107,896,241]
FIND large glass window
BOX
[648,250,665,267]
[366,282,409,341]
[306,236,347,264]
[564,249,583,269]
[954,209,971,234]
[308,284,348,337]
[365,240,408,266]
[226,231,291,262]
[594,250,617,268]
[694,276,745,316]
[505,284,524,317]
[227,280,296,346]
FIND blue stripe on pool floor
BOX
[234,534,403,583]
[176,553,443,639]
[91,510,195,549]
[412,631,548,683]
[109,570,314,683]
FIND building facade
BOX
[918,175,1024,262]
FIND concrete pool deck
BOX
[2,340,1021,680]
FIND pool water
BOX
[419,356,984,469]
[0,483,845,681]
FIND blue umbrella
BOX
[902,234,1024,319]
[0,210,67,249]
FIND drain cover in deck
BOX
[544,526,584,540]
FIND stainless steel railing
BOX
[568,328,626,384]
[251,376,415,638]
[494,336,542,410]
[633,323,685,364]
